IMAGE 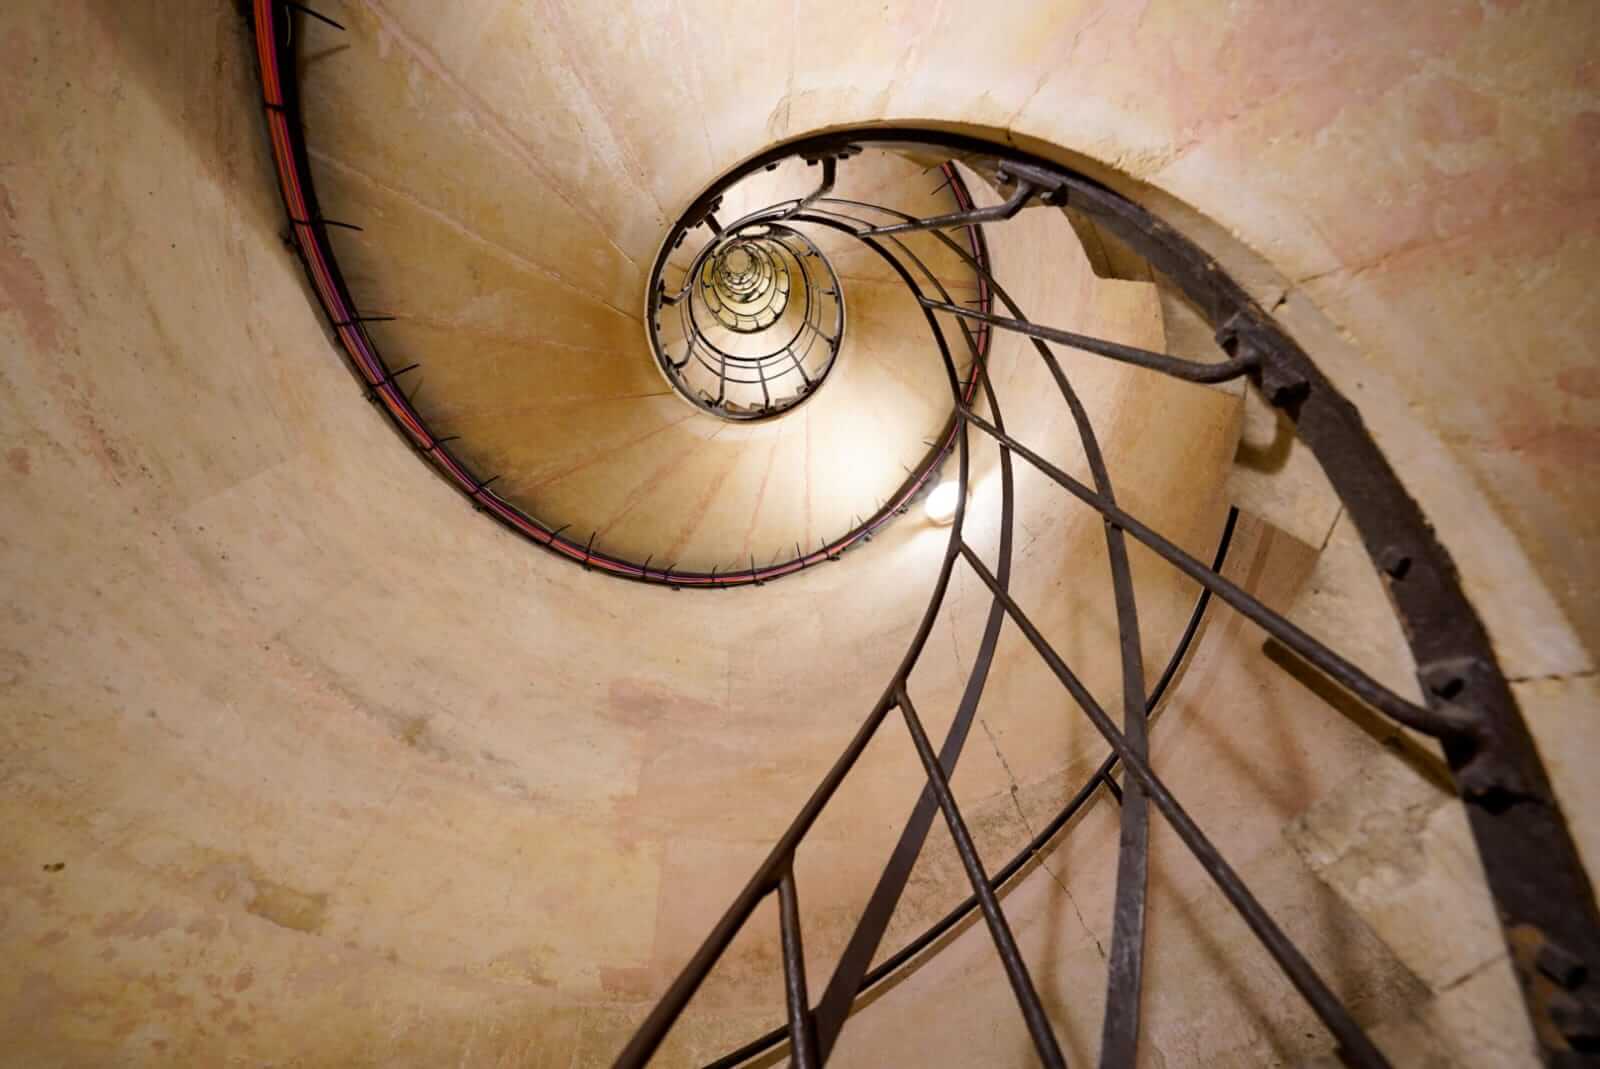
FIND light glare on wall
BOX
[924,480,961,525]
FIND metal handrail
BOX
[253,1,988,587]
[248,6,1600,1064]
[622,151,1600,1065]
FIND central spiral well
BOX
[655,220,844,421]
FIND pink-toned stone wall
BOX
[1,1,1593,1066]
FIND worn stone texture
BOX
[0,0,1594,1067]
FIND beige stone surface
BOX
[302,55,1007,569]
[1,0,1595,1066]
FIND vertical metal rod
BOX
[897,686,1067,1069]
[822,200,1462,733]
[1054,165,1600,1059]
[778,869,820,1069]
[988,262,1153,1067]
[613,282,964,1065]
[880,196,1154,1059]
[699,510,1241,1069]
[811,287,1011,1059]
[957,544,1392,1069]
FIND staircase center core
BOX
[651,217,846,422]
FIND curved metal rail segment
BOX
[248,4,1600,1065]
[620,144,1600,1068]
[705,509,1243,1069]
[250,0,988,589]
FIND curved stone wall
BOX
[0,2,1593,1066]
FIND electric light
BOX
[924,480,961,525]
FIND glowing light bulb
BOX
[924,480,961,525]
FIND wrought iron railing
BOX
[656,221,844,420]
[250,4,1600,1065]
[619,135,1600,1067]
[251,0,988,586]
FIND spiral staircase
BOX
[3,2,1599,1067]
